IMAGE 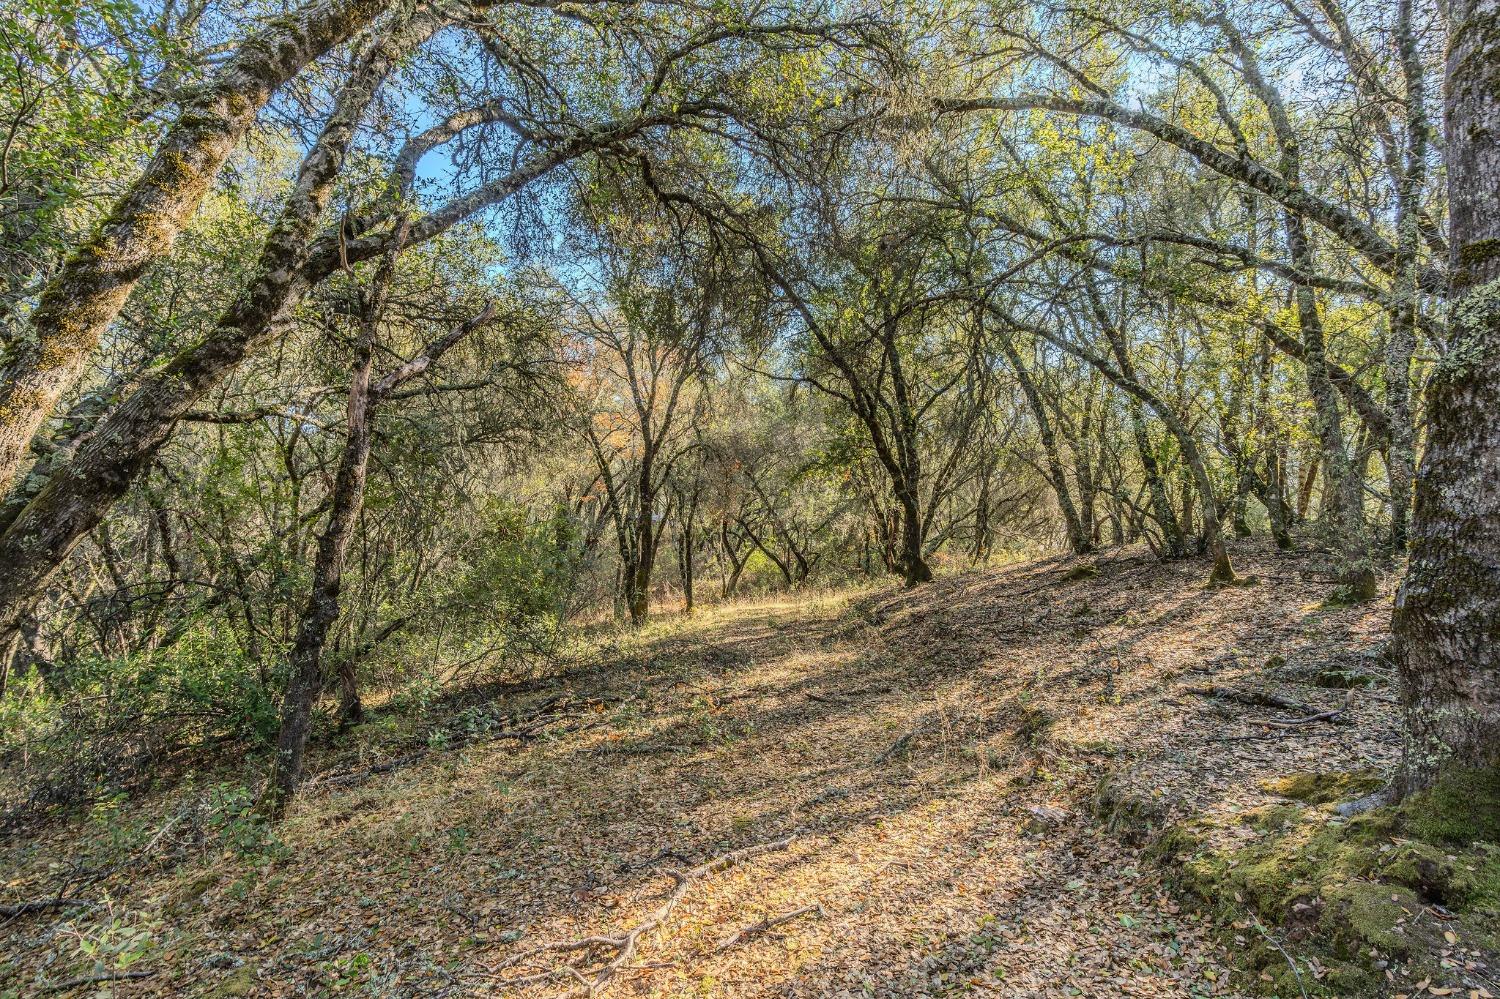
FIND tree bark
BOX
[1384,0,1430,553]
[897,479,932,586]
[1393,0,1500,793]
[259,261,493,814]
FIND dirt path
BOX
[0,544,1397,997]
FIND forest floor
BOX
[6,541,1492,998]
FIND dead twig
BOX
[714,903,824,952]
[1249,691,1356,728]
[1250,915,1309,999]
[491,834,799,997]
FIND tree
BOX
[1392,0,1500,792]
[0,0,853,642]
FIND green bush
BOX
[0,627,276,824]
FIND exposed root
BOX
[488,834,800,996]
[1334,784,1395,817]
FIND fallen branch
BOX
[317,696,606,789]
[1209,729,1343,743]
[1249,708,1349,729]
[1187,686,1314,715]
[2,809,185,926]
[1250,691,1356,728]
[39,969,157,993]
[0,897,94,919]
[323,751,430,788]
[490,834,799,997]
[714,903,824,952]
[875,729,920,763]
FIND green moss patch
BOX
[1257,769,1386,805]
[1152,768,1500,996]
[1310,667,1376,689]
[1060,562,1099,582]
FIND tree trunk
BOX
[1008,310,1236,584]
[0,15,436,642]
[628,486,654,625]
[999,335,1092,554]
[1132,405,1186,555]
[898,481,933,586]
[260,321,377,816]
[336,655,364,729]
[678,516,696,615]
[719,522,747,597]
[254,228,496,813]
[1384,0,1430,555]
[0,0,394,493]
[1393,0,1500,793]
[1292,244,1375,598]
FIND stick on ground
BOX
[714,903,824,952]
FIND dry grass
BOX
[0,543,1405,997]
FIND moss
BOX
[1060,562,1099,581]
[1458,237,1500,268]
[1258,769,1385,805]
[1311,667,1375,689]
[212,965,259,996]
[1403,767,1500,844]
[1145,768,1500,995]
[1321,879,1422,955]
[1090,771,1171,846]
[1377,840,1500,911]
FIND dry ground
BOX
[2,543,1412,997]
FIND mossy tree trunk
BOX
[0,0,392,494]
[1394,0,1500,794]
[0,14,435,643]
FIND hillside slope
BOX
[6,544,1487,998]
